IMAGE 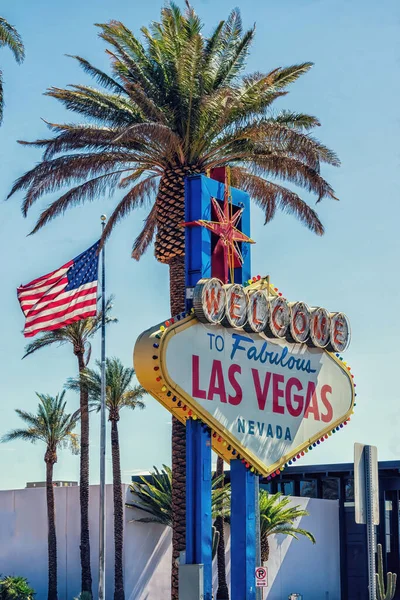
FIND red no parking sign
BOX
[255,566,268,587]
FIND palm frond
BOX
[100,175,159,247]
[0,17,25,63]
[67,55,125,94]
[66,356,145,414]
[128,464,230,526]
[2,392,78,453]
[259,490,315,551]
[131,203,158,260]
[23,329,69,358]
[9,4,339,243]
[29,170,126,234]
[1,428,39,444]
[0,70,3,124]
[233,169,324,234]
[46,85,143,126]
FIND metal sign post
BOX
[365,446,378,600]
[354,443,379,600]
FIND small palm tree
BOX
[127,465,229,561]
[0,17,25,123]
[1,392,79,600]
[67,357,145,600]
[259,491,316,562]
[23,300,116,597]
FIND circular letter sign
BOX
[310,307,331,348]
[328,312,351,353]
[266,297,290,338]
[244,290,270,333]
[223,284,248,328]
[289,302,311,343]
[194,278,226,324]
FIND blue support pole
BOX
[184,174,251,310]
[186,419,213,600]
[230,459,257,600]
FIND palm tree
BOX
[214,457,229,600]
[259,490,316,563]
[8,5,339,596]
[128,464,229,561]
[23,301,116,597]
[0,17,25,123]
[67,357,145,600]
[1,392,79,600]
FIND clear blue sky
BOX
[0,0,398,489]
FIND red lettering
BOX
[304,381,320,421]
[252,297,262,325]
[272,373,285,414]
[205,287,222,317]
[272,305,283,332]
[208,360,227,403]
[228,364,242,405]
[321,384,333,423]
[251,369,272,411]
[334,319,344,346]
[229,293,241,320]
[192,355,206,399]
[285,378,304,417]
[294,311,306,335]
[313,314,328,342]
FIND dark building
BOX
[261,461,400,600]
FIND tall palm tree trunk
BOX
[169,256,187,600]
[261,534,269,563]
[76,350,92,596]
[155,167,201,600]
[111,417,125,600]
[46,454,58,600]
[215,457,229,600]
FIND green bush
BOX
[73,594,92,600]
[0,576,35,600]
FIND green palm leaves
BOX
[66,356,145,419]
[259,490,315,562]
[1,391,78,459]
[23,297,116,365]
[128,469,315,565]
[0,17,25,123]
[128,465,173,526]
[128,465,230,525]
[128,465,229,560]
[9,3,338,252]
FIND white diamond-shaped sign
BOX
[134,313,354,476]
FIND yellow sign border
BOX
[134,314,355,476]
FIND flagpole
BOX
[98,214,107,600]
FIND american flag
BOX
[17,241,100,338]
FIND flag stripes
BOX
[17,242,100,337]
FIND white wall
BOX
[264,497,340,600]
[0,486,340,600]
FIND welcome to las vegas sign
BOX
[134,277,355,476]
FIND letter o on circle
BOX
[290,301,311,343]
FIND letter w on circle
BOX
[205,287,222,317]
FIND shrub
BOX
[0,576,35,600]
[73,594,92,600]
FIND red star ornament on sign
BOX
[184,195,255,284]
